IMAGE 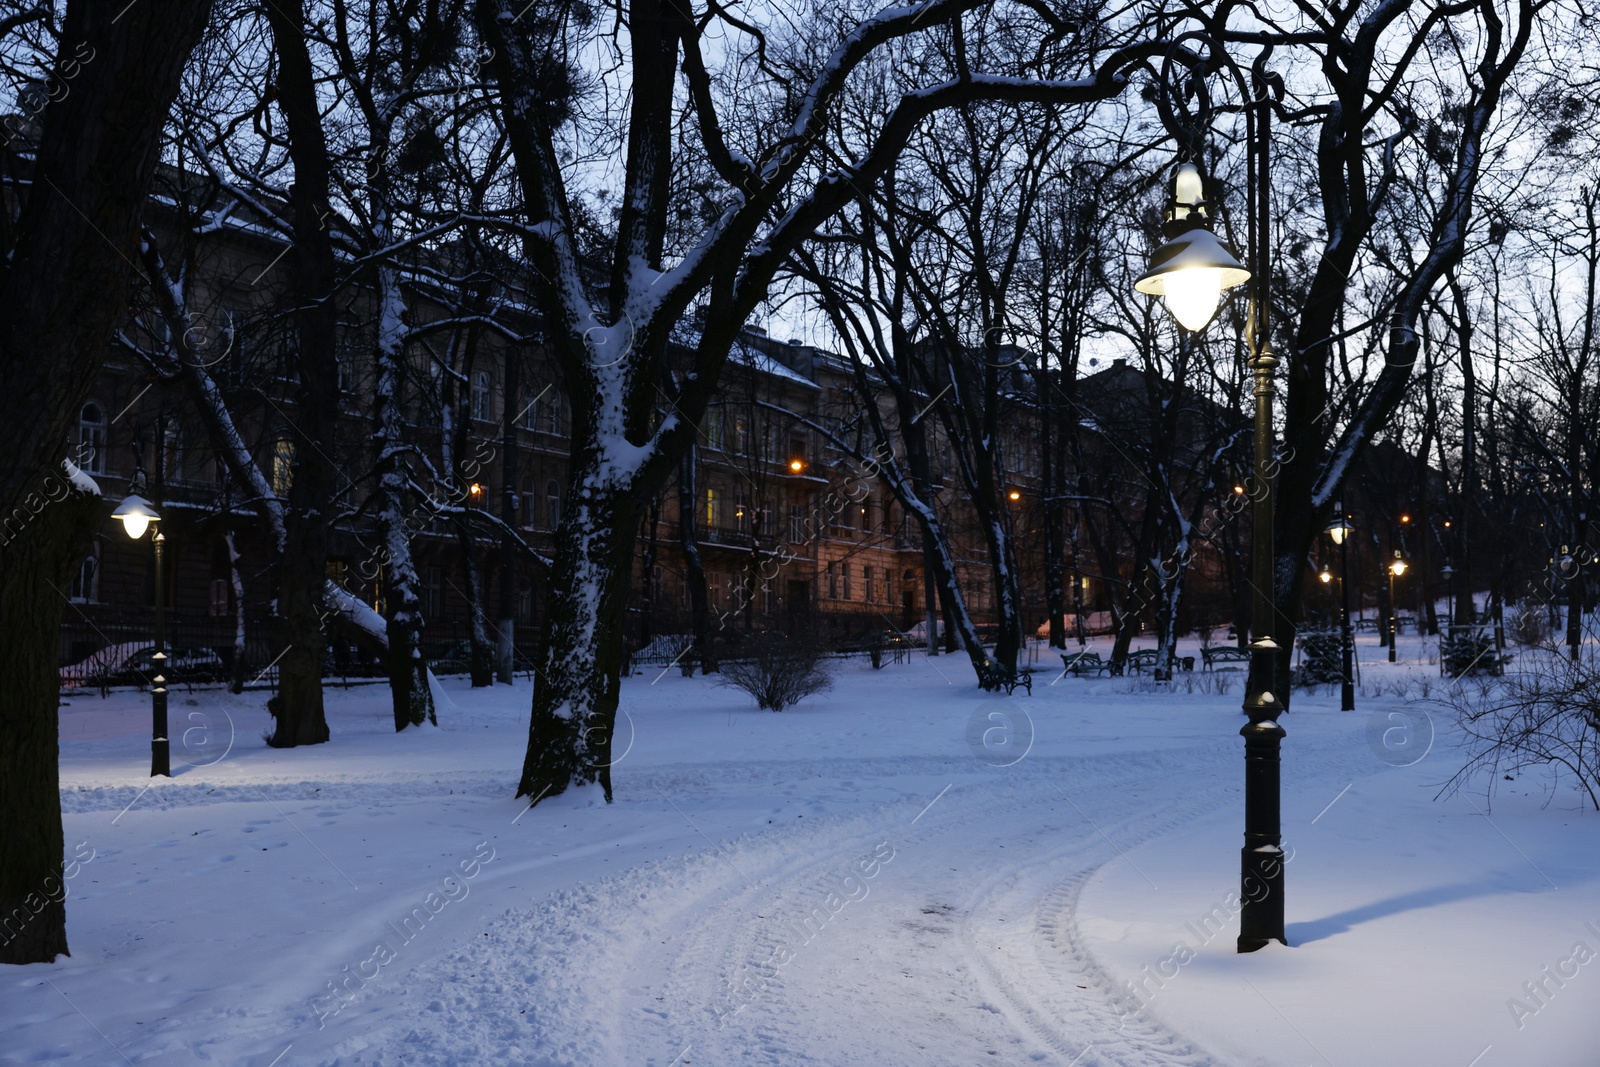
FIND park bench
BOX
[1125,649,1161,674]
[978,659,1034,695]
[1060,650,1112,677]
[1201,646,1252,671]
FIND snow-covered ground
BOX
[5,631,1597,1066]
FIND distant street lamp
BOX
[112,491,169,777]
[1132,27,1284,952]
[1325,509,1356,711]
[1388,551,1408,663]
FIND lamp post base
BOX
[1237,842,1287,952]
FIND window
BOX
[220,308,248,387]
[705,410,724,450]
[707,571,724,612]
[521,477,536,528]
[705,487,720,529]
[423,566,442,620]
[336,338,358,393]
[864,566,875,604]
[734,499,749,533]
[271,324,298,382]
[209,577,230,618]
[542,389,564,434]
[160,422,184,485]
[732,417,748,454]
[826,562,838,599]
[69,544,99,602]
[546,480,562,527]
[271,438,295,497]
[789,504,805,543]
[471,370,494,422]
[78,403,106,474]
[842,562,852,601]
[519,385,540,430]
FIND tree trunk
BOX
[0,0,211,965]
[0,481,100,965]
[677,447,718,673]
[455,527,494,688]
[496,355,520,684]
[226,527,248,694]
[264,0,341,747]
[518,479,639,802]
[375,265,435,728]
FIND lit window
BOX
[271,439,295,496]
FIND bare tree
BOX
[475,0,1169,803]
[0,0,213,966]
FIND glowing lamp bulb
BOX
[112,493,159,540]
[1161,267,1224,332]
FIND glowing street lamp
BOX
[1388,551,1408,663]
[1324,509,1356,710]
[112,491,169,777]
[1132,33,1285,951]
[1134,165,1252,332]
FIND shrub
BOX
[1438,646,1600,811]
[1509,604,1552,647]
[1291,631,1345,688]
[717,629,835,712]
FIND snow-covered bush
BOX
[1510,604,1552,647]
[717,630,835,712]
[1438,646,1600,810]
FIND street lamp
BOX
[1325,509,1356,711]
[1134,163,1251,332]
[112,491,169,777]
[1135,30,1284,952]
[1388,551,1408,663]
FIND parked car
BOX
[60,643,225,690]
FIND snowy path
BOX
[10,647,1597,1066]
[321,729,1373,1065]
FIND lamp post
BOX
[1133,31,1283,952]
[1441,563,1455,628]
[112,491,169,777]
[1326,508,1355,711]
[1388,551,1408,663]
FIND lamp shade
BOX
[112,493,160,539]
[1134,226,1251,331]
[1325,516,1354,545]
[1390,552,1407,577]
